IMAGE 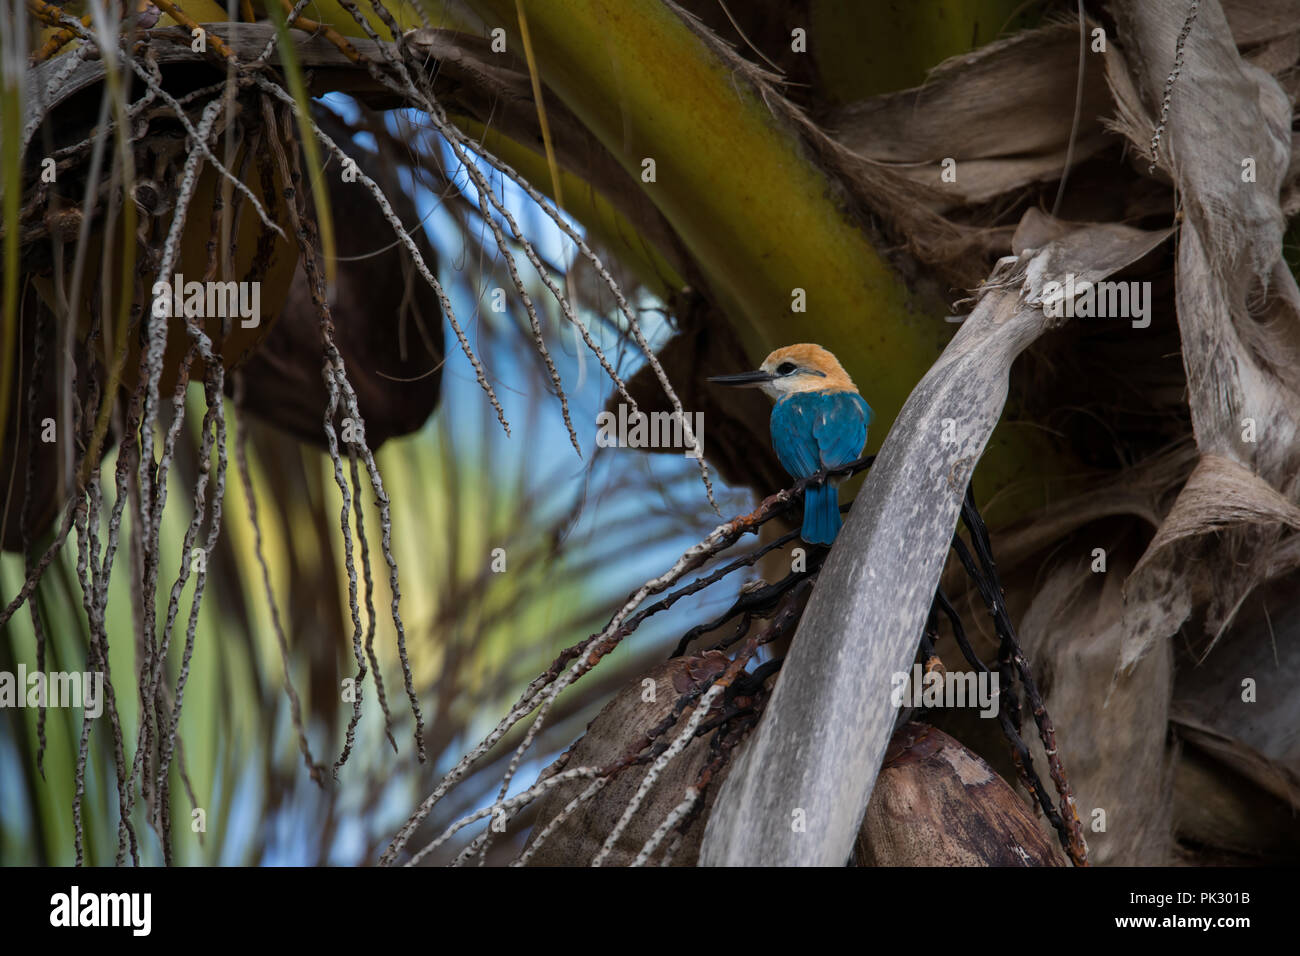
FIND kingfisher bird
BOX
[709,344,872,545]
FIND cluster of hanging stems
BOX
[13,0,721,864]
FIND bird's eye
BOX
[776,362,797,375]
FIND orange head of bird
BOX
[706,343,857,399]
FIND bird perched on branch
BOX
[709,344,872,545]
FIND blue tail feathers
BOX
[802,483,841,545]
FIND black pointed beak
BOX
[707,369,775,387]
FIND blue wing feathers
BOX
[811,393,869,469]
